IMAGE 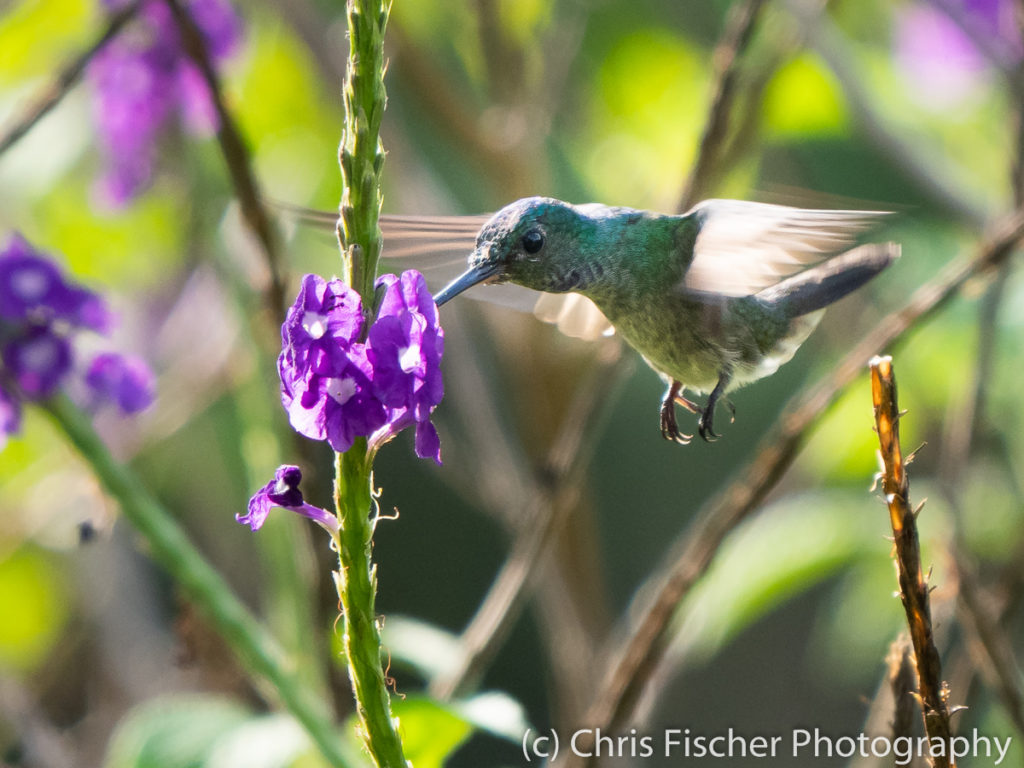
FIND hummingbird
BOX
[428,197,897,443]
[293,197,896,443]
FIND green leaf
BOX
[205,713,322,768]
[0,547,69,672]
[379,614,462,680]
[675,491,882,659]
[763,53,849,138]
[342,697,473,768]
[391,698,473,768]
[103,696,251,768]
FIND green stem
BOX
[333,444,407,767]
[332,0,406,764]
[42,396,358,768]
[337,0,389,311]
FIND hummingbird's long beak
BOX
[433,260,501,306]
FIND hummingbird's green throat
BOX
[434,196,898,444]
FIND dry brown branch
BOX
[677,0,769,213]
[889,636,919,745]
[870,355,955,768]
[953,549,1024,735]
[0,1,141,158]
[164,0,288,314]
[849,635,918,768]
[429,341,627,700]
[567,210,1024,765]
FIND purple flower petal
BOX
[0,385,20,449]
[2,326,73,399]
[0,234,71,323]
[414,419,441,465]
[238,464,338,533]
[85,352,155,414]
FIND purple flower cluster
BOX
[895,0,1021,108]
[279,270,444,463]
[0,233,154,448]
[88,0,242,206]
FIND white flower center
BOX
[302,311,328,340]
[399,343,420,373]
[12,267,49,302]
[22,337,58,371]
[326,376,357,405]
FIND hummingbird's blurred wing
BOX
[682,200,890,297]
[283,205,614,340]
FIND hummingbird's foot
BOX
[660,380,693,444]
[697,371,732,443]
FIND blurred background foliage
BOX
[1,0,1023,766]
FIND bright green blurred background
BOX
[1,0,1023,766]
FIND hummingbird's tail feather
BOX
[756,242,899,317]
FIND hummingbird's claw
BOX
[660,401,693,444]
[697,410,719,442]
[697,371,732,443]
[660,380,693,445]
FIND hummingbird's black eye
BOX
[521,229,545,254]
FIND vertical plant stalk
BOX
[333,445,406,767]
[333,1,406,766]
[337,0,388,310]
[42,396,355,768]
[869,356,955,768]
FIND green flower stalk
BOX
[334,0,409,765]
[246,2,443,764]
[337,0,389,310]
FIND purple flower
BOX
[0,233,112,332]
[368,271,444,463]
[84,352,155,414]
[0,385,19,449]
[238,465,338,533]
[280,274,364,381]
[89,0,242,206]
[0,233,154,445]
[278,275,387,452]
[894,0,1022,109]
[2,326,73,399]
[277,270,445,462]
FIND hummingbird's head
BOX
[434,197,589,305]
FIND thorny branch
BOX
[870,356,955,768]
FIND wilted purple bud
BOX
[2,326,73,399]
[238,465,339,533]
[84,352,155,414]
